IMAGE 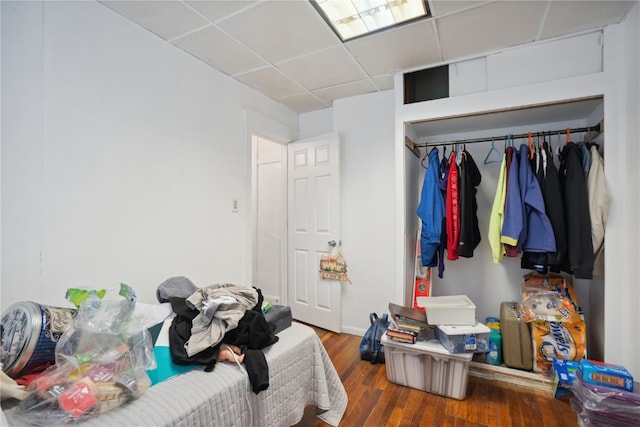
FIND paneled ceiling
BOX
[99,0,637,114]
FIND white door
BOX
[287,132,342,332]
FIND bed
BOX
[2,322,348,427]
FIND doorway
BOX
[251,135,287,305]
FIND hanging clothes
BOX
[522,142,565,273]
[446,151,460,260]
[541,142,567,271]
[587,144,609,256]
[559,142,594,279]
[501,147,523,254]
[517,144,556,253]
[578,142,592,175]
[488,152,507,263]
[416,148,445,267]
[458,150,482,258]
[518,144,557,273]
[436,153,450,278]
[502,146,519,257]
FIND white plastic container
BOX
[416,295,477,326]
[436,322,491,353]
[382,335,473,400]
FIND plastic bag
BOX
[16,284,155,426]
[519,291,581,323]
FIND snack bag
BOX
[16,284,155,426]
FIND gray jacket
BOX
[184,284,258,356]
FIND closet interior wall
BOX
[405,98,605,362]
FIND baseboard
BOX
[469,361,553,393]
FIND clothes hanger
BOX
[528,132,535,159]
[420,151,429,168]
[484,140,502,165]
[565,128,571,146]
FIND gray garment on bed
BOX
[185,284,259,357]
[156,276,198,303]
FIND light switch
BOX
[232,198,239,213]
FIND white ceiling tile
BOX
[217,0,340,64]
[436,0,547,61]
[277,46,367,91]
[313,79,378,103]
[371,75,394,91]
[100,0,208,40]
[277,93,330,113]
[429,1,489,17]
[186,1,258,23]
[172,26,267,76]
[346,20,441,76]
[235,66,306,100]
[540,1,635,40]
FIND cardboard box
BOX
[382,335,472,400]
[579,359,634,392]
[552,358,579,400]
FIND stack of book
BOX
[386,302,432,344]
[386,323,419,344]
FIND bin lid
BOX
[416,295,476,309]
[437,322,490,335]
[381,334,473,361]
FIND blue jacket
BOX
[417,148,445,266]
[518,145,556,253]
[501,148,523,248]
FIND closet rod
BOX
[413,123,601,149]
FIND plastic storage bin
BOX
[436,322,491,353]
[416,295,476,325]
[382,335,473,400]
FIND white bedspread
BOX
[3,322,347,427]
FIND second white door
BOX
[287,133,342,332]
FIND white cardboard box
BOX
[416,295,476,325]
[382,335,473,400]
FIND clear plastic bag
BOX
[519,290,581,323]
[16,284,156,426]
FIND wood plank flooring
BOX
[302,325,579,427]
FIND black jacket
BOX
[458,151,482,258]
[168,288,278,393]
[559,143,594,279]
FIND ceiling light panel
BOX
[313,0,430,41]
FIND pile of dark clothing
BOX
[156,277,278,394]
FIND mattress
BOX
[3,322,347,427]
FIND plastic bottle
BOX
[485,317,503,366]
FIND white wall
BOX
[602,3,640,379]
[330,90,397,334]
[1,1,297,309]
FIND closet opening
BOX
[403,96,606,384]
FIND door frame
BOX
[251,135,288,304]
[243,108,297,304]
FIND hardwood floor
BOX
[304,326,579,427]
